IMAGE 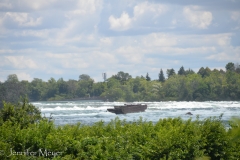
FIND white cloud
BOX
[133,2,167,20]
[9,0,56,11]
[46,68,64,75]
[231,11,240,22]
[15,29,50,38]
[206,51,240,62]
[142,33,177,47]
[100,37,112,45]
[0,2,12,9]
[0,49,14,54]
[22,0,55,10]
[109,12,132,31]
[183,6,213,29]
[116,46,144,63]
[0,1,239,82]
[2,56,38,69]
[5,12,42,27]
[65,0,102,18]
[108,2,167,31]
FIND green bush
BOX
[0,100,240,159]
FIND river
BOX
[31,101,240,126]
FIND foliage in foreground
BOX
[0,100,240,159]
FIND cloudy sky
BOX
[0,0,240,82]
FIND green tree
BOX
[163,75,179,100]
[178,66,186,75]
[166,68,176,78]
[225,62,235,71]
[0,97,42,128]
[146,73,151,81]
[204,70,227,100]
[185,68,195,75]
[128,77,142,93]
[79,74,91,81]
[151,81,164,100]
[193,79,210,101]
[225,71,240,100]
[2,74,27,104]
[101,87,124,101]
[158,69,165,82]
[77,77,94,97]
[197,67,211,78]
[45,78,58,99]
[57,78,68,94]
[112,71,132,84]
[235,63,240,73]
[0,82,6,108]
[6,74,18,83]
[92,82,106,97]
[106,77,121,89]
[66,79,78,98]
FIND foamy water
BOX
[31,101,240,126]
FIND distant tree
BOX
[3,74,27,104]
[112,71,132,84]
[45,78,58,98]
[225,62,235,71]
[0,82,6,108]
[57,78,68,94]
[205,67,211,77]
[79,74,91,81]
[92,82,106,97]
[219,69,225,74]
[6,74,19,83]
[167,69,176,78]
[235,63,240,73]
[67,79,78,98]
[185,68,195,75]
[178,66,185,75]
[146,73,151,81]
[197,67,211,78]
[198,67,205,77]
[158,69,165,82]
[29,78,45,101]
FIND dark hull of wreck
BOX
[107,104,147,114]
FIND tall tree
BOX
[185,68,195,75]
[235,63,240,73]
[3,74,27,104]
[197,67,211,78]
[6,74,19,83]
[79,74,91,81]
[225,62,235,71]
[158,69,165,82]
[112,71,132,84]
[146,73,151,81]
[167,69,176,78]
[57,78,68,94]
[178,66,185,75]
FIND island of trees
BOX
[1,62,240,107]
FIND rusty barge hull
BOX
[107,104,147,114]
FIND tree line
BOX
[0,62,240,107]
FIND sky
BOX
[0,0,240,82]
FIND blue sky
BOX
[0,0,240,82]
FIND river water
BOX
[31,101,240,126]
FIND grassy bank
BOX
[0,99,240,159]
